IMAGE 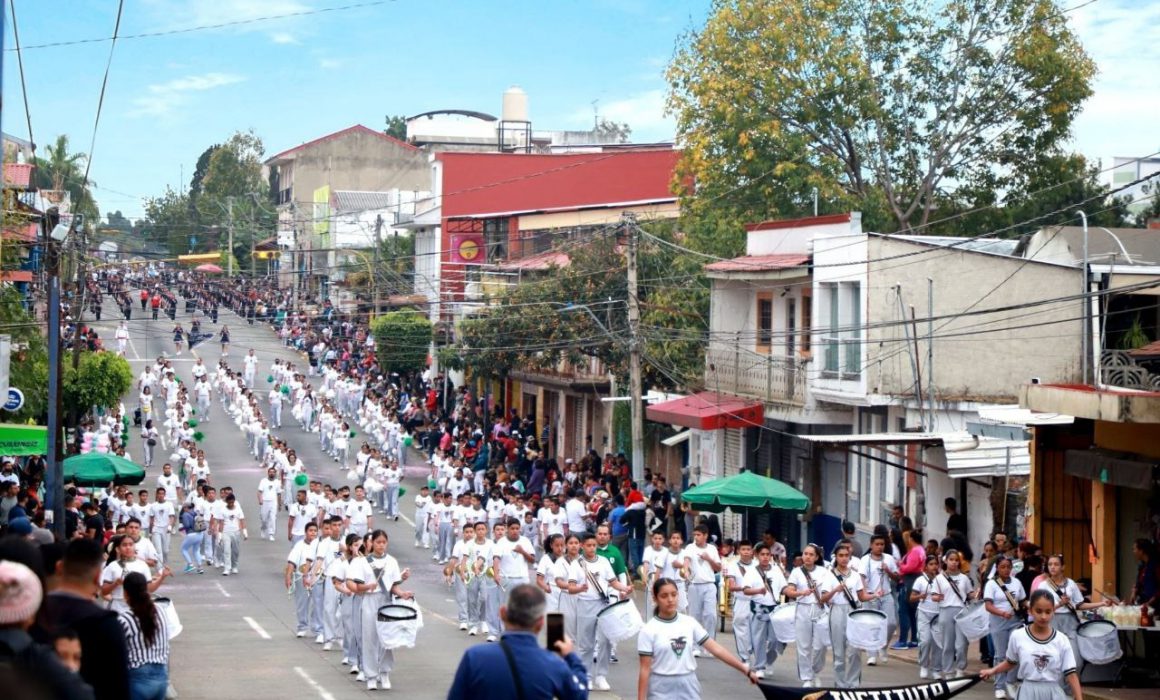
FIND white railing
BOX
[705,347,807,405]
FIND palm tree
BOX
[33,135,99,222]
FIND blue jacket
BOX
[447,631,588,700]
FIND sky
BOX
[3,0,1157,223]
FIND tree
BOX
[0,288,48,423]
[63,352,133,415]
[194,130,275,264]
[594,119,632,144]
[372,311,433,374]
[33,134,99,223]
[141,187,198,256]
[668,0,1096,234]
[384,115,408,141]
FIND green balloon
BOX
[403,435,413,446]
[294,473,308,487]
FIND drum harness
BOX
[992,576,1024,616]
[581,559,612,602]
[750,564,779,615]
[941,572,967,606]
[1046,578,1079,615]
[801,567,828,621]
[834,568,860,609]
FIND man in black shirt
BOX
[945,497,967,538]
[34,538,130,700]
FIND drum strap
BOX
[499,639,527,700]
[941,573,966,604]
[801,568,825,608]
[994,577,1022,613]
[835,570,860,609]
[581,560,607,599]
[758,565,776,601]
[1047,579,1078,615]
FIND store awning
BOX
[943,437,1030,479]
[645,391,763,431]
[661,430,690,447]
[1065,448,1156,490]
[799,432,945,447]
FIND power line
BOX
[4,1,394,52]
[80,0,125,192]
[9,0,35,156]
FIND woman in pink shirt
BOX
[894,528,927,648]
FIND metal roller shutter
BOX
[722,428,744,540]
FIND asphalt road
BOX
[86,294,995,700]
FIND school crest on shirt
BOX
[1033,653,1051,672]
[669,635,688,657]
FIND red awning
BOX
[646,391,764,431]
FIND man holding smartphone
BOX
[448,584,589,699]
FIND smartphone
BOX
[546,612,564,651]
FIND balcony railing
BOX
[705,346,807,405]
[1100,350,1160,391]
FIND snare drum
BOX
[597,599,644,643]
[153,596,182,640]
[376,601,423,649]
[771,602,797,643]
[954,601,990,641]
[846,608,888,651]
[1076,620,1122,665]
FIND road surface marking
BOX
[215,582,232,598]
[293,667,336,700]
[242,616,271,639]
[399,513,415,527]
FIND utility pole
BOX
[44,209,67,540]
[226,196,235,276]
[373,214,383,320]
[624,212,645,483]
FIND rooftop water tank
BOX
[502,86,529,123]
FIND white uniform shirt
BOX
[829,566,865,607]
[148,501,175,533]
[787,565,836,606]
[288,502,318,537]
[345,499,373,528]
[747,563,788,607]
[858,553,899,596]
[157,474,181,501]
[576,556,617,601]
[984,576,1027,616]
[100,559,152,603]
[637,613,710,675]
[936,572,973,608]
[642,546,671,580]
[681,543,720,585]
[220,506,244,533]
[414,494,431,519]
[258,478,283,505]
[1036,577,1084,616]
[565,499,588,533]
[1004,626,1077,681]
[347,554,401,595]
[493,536,534,579]
[541,509,568,537]
[912,574,942,615]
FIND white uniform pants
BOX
[150,530,171,565]
[939,606,968,673]
[576,597,609,679]
[794,603,827,682]
[360,591,394,681]
[748,603,782,672]
[323,580,343,644]
[865,592,898,659]
[221,531,241,570]
[829,604,861,688]
[688,582,718,640]
[260,502,277,538]
[917,608,943,673]
[732,598,752,664]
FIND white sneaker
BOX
[486,635,497,642]
[222,570,230,576]
[803,681,814,688]
[754,670,766,679]
[878,654,887,665]
[593,676,611,691]
[355,671,365,682]
[366,679,377,691]
[867,655,877,666]
[693,649,702,658]
[468,626,478,636]
[381,677,391,690]
[954,670,966,679]
[459,623,469,631]
[920,668,931,679]
[995,691,1007,699]
[424,544,431,549]
[314,634,324,644]
[231,568,238,574]
[322,642,332,651]
[351,666,360,675]
[341,658,350,666]
[296,631,306,638]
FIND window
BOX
[820,281,862,378]
[484,218,509,262]
[757,296,773,352]
[801,289,812,358]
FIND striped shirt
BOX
[118,607,170,668]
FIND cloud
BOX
[143,0,312,44]
[1066,1,1160,162]
[573,90,676,142]
[270,32,298,44]
[128,72,245,118]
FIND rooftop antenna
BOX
[591,99,599,128]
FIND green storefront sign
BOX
[0,423,48,456]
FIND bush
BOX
[371,311,432,375]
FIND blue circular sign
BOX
[2,388,24,412]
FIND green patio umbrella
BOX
[63,452,147,487]
[680,471,810,513]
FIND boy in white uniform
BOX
[257,467,283,541]
[682,524,722,645]
[413,486,432,548]
[219,494,247,575]
[344,486,374,537]
[859,534,900,665]
[148,488,176,565]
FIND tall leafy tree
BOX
[33,134,99,222]
[384,115,408,141]
[668,0,1097,236]
[195,130,275,264]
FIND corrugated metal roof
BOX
[495,251,571,271]
[3,163,34,189]
[333,191,395,214]
[799,432,945,446]
[892,235,1021,257]
[943,436,1030,479]
[975,405,1074,426]
[704,254,810,273]
[1129,339,1160,357]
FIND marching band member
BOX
[859,533,900,665]
[413,485,432,549]
[1037,554,1108,674]
[681,525,721,647]
[257,466,283,542]
[285,521,321,639]
[783,543,836,687]
[659,531,689,614]
[637,577,757,700]
[641,531,671,621]
[743,542,788,679]
[724,540,756,666]
[829,542,873,688]
[576,532,633,692]
[553,534,584,646]
[348,529,413,691]
[909,554,945,679]
[980,590,1084,700]
[537,534,566,612]
[456,524,483,633]
[340,533,365,677]
[984,555,1027,699]
[936,549,975,679]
